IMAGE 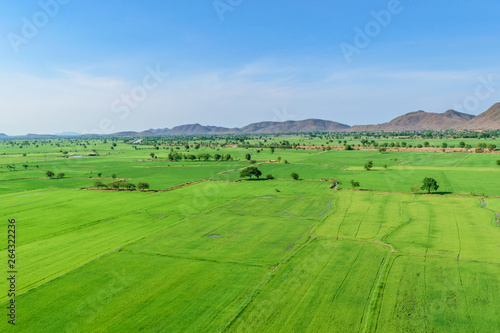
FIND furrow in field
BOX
[354,194,373,238]
[363,253,397,333]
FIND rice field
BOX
[1,137,499,332]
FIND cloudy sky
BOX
[1,0,500,135]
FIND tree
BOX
[266,174,275,180]
[245,153,251,161]
[97,173,102,178]
[270,147,275,154]
[125,183,136,190]
[378,147,386,153]
[350,179,360,190]
[290,172,299,180]
[22,164,29,170]
[364,160,373,171]
[137,182,150,190]
[111,173,117,180]
[421,177,439,194]
[240,166,262,179]
[150,153,155,159]
[46,170,55,179]
[496,160,500,166]
[57,172,65,179]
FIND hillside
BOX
[241,119,350,133]
[464,103,500,130]
[349,109,474,132]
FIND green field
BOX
[1,137,499,332]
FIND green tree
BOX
[496,160,500,166]
[137,182,150,190]
[290,172,299,180]
[240,166,262,179]
[46,170,55,178]
[245,153,251,161]
[57,172,65,179]
[111,173,117,180]
[266,174,275,180]
[421,177,439,194]
[125,183,136,190]
[350,180,360,190]
[364,160,373,171]
[22,164,29,170]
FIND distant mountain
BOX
[241,119,350,133]
[464,103,500,130]
[167,124,238,135]
[349,109,474,132]
[0,133,8,138]
[54,132,81,136]
[113,119,350,136]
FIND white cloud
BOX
[1,63,499,135]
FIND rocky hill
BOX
[464,103,500,130]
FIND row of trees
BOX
[94,180,149,190]
[151,152,233,162]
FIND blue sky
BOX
[1,0,500,135]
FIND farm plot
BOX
[0,188,234,302]
[125,194,332,266]
[14,252,268,333]
[376,255,500,332]
[228,239,389,332]
[315,191,409,241]
[385,195,500,262]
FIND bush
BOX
[266,174,275,180]
[137,182,150,190]
[57,172,65,179]
[94,180,107,188]
[290,172,299,180]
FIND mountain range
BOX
[116,103,500,136]
[1,103,500,138]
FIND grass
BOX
[1,137,500,332]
